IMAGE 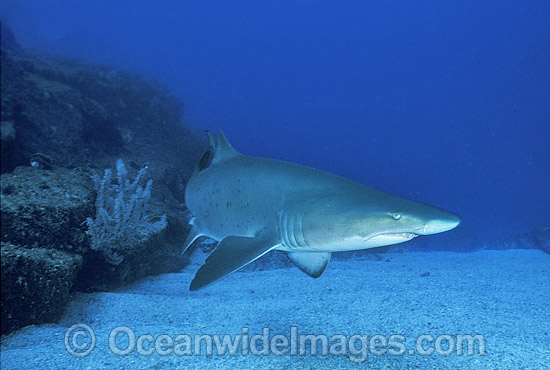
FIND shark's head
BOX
[299,191,460,251]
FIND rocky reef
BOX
[1,243,82,334]
[484,225,550,254]
[1,24,206,334]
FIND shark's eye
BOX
[392,213,401,220]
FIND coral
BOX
[87,160,167,264]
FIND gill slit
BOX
[279,211,309,250]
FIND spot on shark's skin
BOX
[183,131,460,290]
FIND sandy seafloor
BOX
[1,250,549,369]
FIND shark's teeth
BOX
[364,232,418,247]
[392,232,418,239]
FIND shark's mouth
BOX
[366,232,418,247]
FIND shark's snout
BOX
[420,214,461,235]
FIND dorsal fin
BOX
[212,130,241,164]
[206,130,216,149]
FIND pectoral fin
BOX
[190,230,278,291]
[287,251,331,278]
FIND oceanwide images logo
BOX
[65,324,486,363]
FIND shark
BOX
[183,131,460,290]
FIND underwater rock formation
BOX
[484,225,550,254]
[0,45,205,178]
[0,167,89,333]
[0,26,206,334]
[1,243,82,334]
[1,167,94,254]
[531,225,549,254]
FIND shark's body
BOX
[184,131,460,290]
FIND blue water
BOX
[2,3,550,369]
[4,1,549,244]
